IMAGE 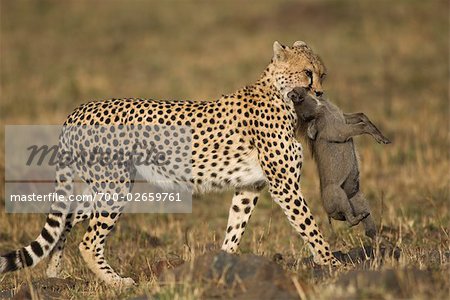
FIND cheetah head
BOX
[270,41,327,103]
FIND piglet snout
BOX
[288,87,308,104]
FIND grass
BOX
[0,0,449,299]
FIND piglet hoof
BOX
[347,212,370,227]
[365,228,377,239]
[376,134,391,145]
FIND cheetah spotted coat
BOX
[1,41,339,286]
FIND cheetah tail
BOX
[1,137,76,274]
[0,203,70,273]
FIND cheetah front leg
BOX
[221,189,260,253]
[258,139,339,266]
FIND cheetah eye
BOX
[320,73,327,81]
[304,70,313,78]
[304,69,313,87]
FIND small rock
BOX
[150,257,185,277]
[272,253,283,263]
[10,278,77,300]
[301,245,401,268]
[159,251,301,300]
[334,268,441,299]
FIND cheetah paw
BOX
[111,277,136,287]
[46,267,63,278]
[313,254,341,266]
[330,256,342,266]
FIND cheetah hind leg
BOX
[46,199,93,278]
[46,213,75,278]
[78,184,135,287]
[221,189,260,253]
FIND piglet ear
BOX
[307,119,318,140]
[273,41,289,62]
[293,40,308,48]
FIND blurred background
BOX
[0,0,448,298]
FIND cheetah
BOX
[0,41,339,286]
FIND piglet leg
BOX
[349,191,377,239]
[322,184,369,227]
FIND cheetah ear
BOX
[307,119,318,140]
[273,41,289,62]
[293,40,308,48]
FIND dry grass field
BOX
[0,0,449,299]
